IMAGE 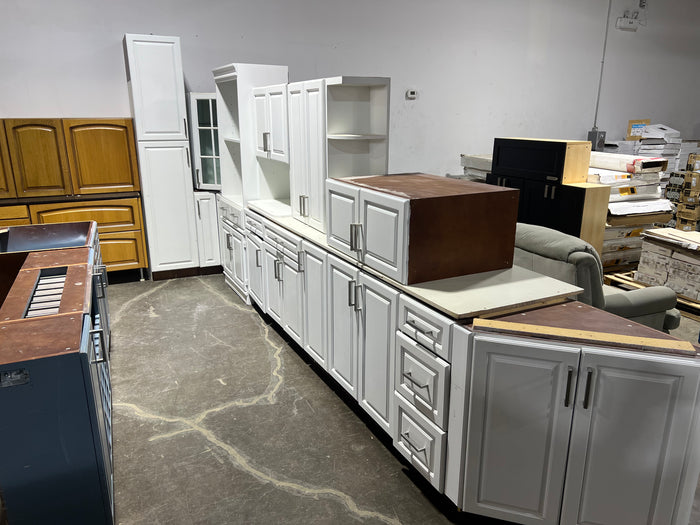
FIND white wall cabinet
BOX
[326,178,409,283]
[137,141,199,272]
[464,333,700,525]
[124,34,188,142]
[301,241,328,369]
[194,191,220,267]
[253,84,289,163]
[289,79,326,232]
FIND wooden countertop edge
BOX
[473,318,697,356]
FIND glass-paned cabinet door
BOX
[188,92,221,191]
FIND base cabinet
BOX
[194,192,220,267]
[465,333,700,525]
[245,232,265,308]
[301,241,327,368]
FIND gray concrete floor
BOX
[109,274,700,525]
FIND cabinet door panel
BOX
[288,82,306,221]
[282,255,303,346]
[63,119,140,194]
[263,244,282,324]
[137,141,198,271]
[98,230,147,271]
[252,88,268,158]
[124,34,188,141]
[327,254,359,398]
[360,189,408,283]
[358,272,398,433]
[5,119,72,197]
[246,233,265,309]
[464,334,579,525]
[326,179,359,258]
[221,226,235,279]
[29,197,144,233]
[302,241,327,368]
[561,348,700,525]
[194,192,220,267]
[304,79,327,232]
[267,84,288,163]
[230,227,247,293]
[0,122,17,199]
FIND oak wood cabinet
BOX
[63,119,140,194]
[5,119,72,198]
[0,124,16,199]
[0,205,29,226]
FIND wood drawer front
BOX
[395,331,450,429]
[5,118,72,197]
[29,198,143,233]
[0,204,29,220]
[398,295,453,361]
[63,118,140,194]
[0,217,30,226]
[393,393,446,491]
[98,230,147,270]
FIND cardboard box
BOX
[665,185,683,202]
[590,151,668,174]
[627,119,650,141]
[668,172,686,186]
[677,218,699,232]
[688,154,700,172]
[604,226,646,240]
[678,203,700,221]
[683,171,700,190]
[681,189,700,204]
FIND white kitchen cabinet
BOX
[188,93,221,190]
[561,346,700,525]
[220,222,247,298]
[245,231,265,309]
[326,178,408,283]
[358,272,399,433]
[301,241,328,369]
[253,84,289,163]
[464,333,579,525]
[137,141,199,272]
[194,191,220,267]
[213,63,288,207]
[263,242,283,325]
[327,254,361,398]
[289,79,326,232]
[124,34,188,142]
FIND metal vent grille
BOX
[24,274,66,318]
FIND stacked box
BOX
[688,153,700,172]
[681,189,700,204]
[677,217,699,232]
[636,231,700,299]
[678,203,700,221]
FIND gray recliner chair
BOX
[513,222,681,332]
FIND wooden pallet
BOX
[605,271,700,321]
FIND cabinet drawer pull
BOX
[564,366,574,407]
[226,233,232,250]
[186,147,191,168]
[550,185,556,200]
[407,319,436,338]
[543,185,549,199]
[94,265,107,299]
[401,431,426,454]
[263,132,271,153]
[255,249,261,268]
[402,371,429,390]
[297,251,304,273]
[196,200,202,219]
[583,368,594,409]
[303,195,309,217]
[348,280,356,307]
[349,223,357,251]
[354,284,362,312]
[184,118,188,139]
[195,168,202,186]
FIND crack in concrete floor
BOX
[113,277,401,525]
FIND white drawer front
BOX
[394,393,446,492]
[244,210,265,238]
[263,218,302,253]
[395,331,450,429]
[398,295,453,361]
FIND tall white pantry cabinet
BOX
[124,34,199,273]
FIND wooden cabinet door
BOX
[561,347,700,525]
[5,119,72,197]
[194,192,220,267]
[29,197,143,233]
[137,141,198,272]
[326,179,360,258]
[358,271,398,434]
[359,188,408,283]
[98,230,147,271]
[464,333,579,525]
[301,241,327,369]
[124,34,188,141]
[0,122,17,199]
[327,254,360,398]
[63,119,140,194]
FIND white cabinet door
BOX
[263,243,282,323]
[304,79,327,232]
[561,347,700,525]
[326,179,360,258]
[358,271,398,434]
[281,254,304,346]
[327,254,360,398]
[137,141,199,272]
[220,225,234,278]
[288,82,306,222]
[359,188,409,283]
[194,192,220,267]
[464,333,580,525]
[267,84,288,163]
[302,241,327,369]
[230,227,247,294]
[124,34,188,141]
[245,233,265,309]
[252,84,288,163]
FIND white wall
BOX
[1,0,698,175]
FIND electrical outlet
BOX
[405,89,418,100]
[616,17,639,31]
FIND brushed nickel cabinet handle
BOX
[255,249,261,268]
[348,280,356,307]
[402,371,429,390]
[564,366,574,407]
[401,431,426,454]
[263,132,271,153]
[583,368,594,409]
